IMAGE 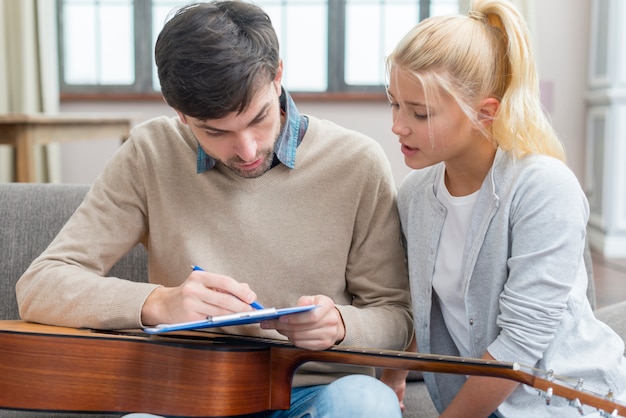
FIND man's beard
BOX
[223,147,275,179]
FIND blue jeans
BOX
[267,374,402,418]
[124,374,401,418]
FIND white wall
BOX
[59,0,591,187]
[529,0,590,185]
[58,102,176,184]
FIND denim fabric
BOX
[267,375,402,418]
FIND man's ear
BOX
[175,110,188,125]
[274,60,284,94]
[477,97,499,127]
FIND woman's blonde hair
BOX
[386,0,565,162]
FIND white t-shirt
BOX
[433,165,479,357]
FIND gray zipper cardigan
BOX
[398,148,626,417]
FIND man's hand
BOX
[261,294,345,350]
[141,269,258,326]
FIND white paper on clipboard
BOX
[142,304,319,334]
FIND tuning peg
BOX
[536,385,554,406]
[575,378,584,391]
[568,397,583,415]
[600,409,618,418]
[539,369,555,406]
[545,387,553,406]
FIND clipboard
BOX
[143,304,319,334]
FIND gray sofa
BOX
[1,182,625,418]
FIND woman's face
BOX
[387,67,477,171]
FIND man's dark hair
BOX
[155,1,280,120]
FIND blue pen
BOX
[191,265,265,309]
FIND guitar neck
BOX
[216,334,625,417]
[284,342,523,378]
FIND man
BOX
[16,1,412,416]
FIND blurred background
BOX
[0,0,624,261]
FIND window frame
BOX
[57,0,434,101]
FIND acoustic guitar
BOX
[0,320,624,417]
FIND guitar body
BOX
[0,321,280,417]
[1,320,625,417]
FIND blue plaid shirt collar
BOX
[196,87,307,173]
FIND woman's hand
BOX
[380,369,409,411]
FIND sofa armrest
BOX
[595,301,626,355]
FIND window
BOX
[58,0,458,96]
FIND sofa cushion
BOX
[595,300,626,355]
[0,183,148,322]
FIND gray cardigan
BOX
[398,149,626,417]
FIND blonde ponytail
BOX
[387,0,566,162]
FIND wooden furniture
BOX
[0,113,131,182]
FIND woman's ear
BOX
[477,97,499,127]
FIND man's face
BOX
[177,79,283,179]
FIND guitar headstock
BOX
[525,365,624,417]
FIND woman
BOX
[381,0,626,416]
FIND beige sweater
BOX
[17,115,412,386]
